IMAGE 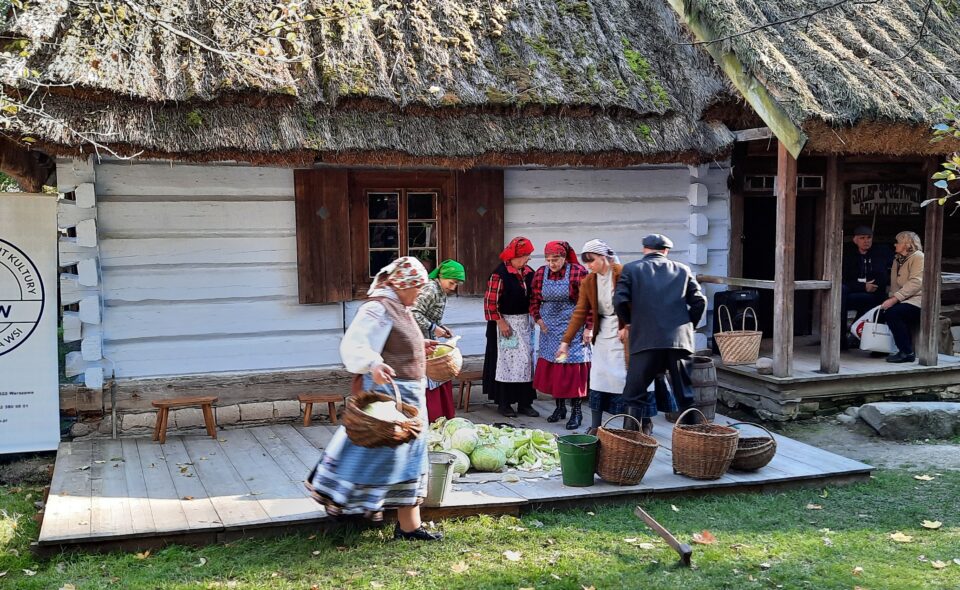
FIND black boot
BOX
[546,399,567,423]
[394,522,443,541]
[565,399,583,430]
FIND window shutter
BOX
[294,169,352,303]
[455,169,504,295]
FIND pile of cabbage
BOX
[427,417,560,476]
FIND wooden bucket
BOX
[665,356,718,422]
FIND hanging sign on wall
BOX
[850,183,923,216]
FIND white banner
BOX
[0,193,60,454]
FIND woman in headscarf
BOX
[412,259,466,422]
[881,231,924,363]
[482,237,538,418]
[558,239,627,435]
[530,241,591,429]
[306,257,442,541]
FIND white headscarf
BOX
[581,239,621,264]
[367,256,430,295]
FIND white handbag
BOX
[858,307,897,354]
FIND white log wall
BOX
[85,160,729,380]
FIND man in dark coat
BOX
[614,234,707,434]
[840,225,893,349]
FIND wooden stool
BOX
[455,370,483,412]
[299,393,344,426]
[151,396,218,444]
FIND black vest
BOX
[494,262,533,316]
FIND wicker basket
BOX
[596,414,659,485]
[729,421,777,471]
[342,380,423,448]
[714,305,762,366]
[425,346,463,382]
[671,407,739,480]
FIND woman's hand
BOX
[618,327,629,344]
[434,326,452,339]
[881,297,898,311]
[424,340,439,356]
[371,363,396,384]
[582,329,592,345]
[536,319,548,334]
[498,319,513,338]
[557,342,569,359]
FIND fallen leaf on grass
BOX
[586,511,595,516]
[527,519,544,528]
[805,503,823,510]
[195,557,207,567]
[914,475,935,481]
[692,530,716,545]
[508,526,526,532]
[582,586,596,590]
[405,570,418,577]
[370,582,384,588]
[311,551,320,556]
[59,585,76,590]
[931,561,949,570]
[451,562,469,573]
[819,489,829,498]
[889,532,914,543]
[954,558,960,566]
[134,550,151,560]
[23,569,37,576]
[637,543,656,550]
[671,504,680,512]
[550,574,561,580]
[822,537,833,547]
[0,572,6,578]
[759,562,772,570]
[921,520,943,530]
[503,550,523,561]
[852,566,864,576]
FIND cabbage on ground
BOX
[428,418,559,474]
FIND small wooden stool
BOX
[299,393,344,426]
[455,370,484,412]
[151,396,218,444]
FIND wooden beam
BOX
[734,127,774,142]
[774,142,798,377]
[919,158,944,366]
[665,1,808,159]
[819,156,843,374]
[697,275,830,291]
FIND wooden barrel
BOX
[665,356,718,422]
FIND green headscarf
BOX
[429,259,466,282]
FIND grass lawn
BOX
[1,470,958,590]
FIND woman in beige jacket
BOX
[880,231,924,363]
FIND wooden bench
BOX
[299,393,344,427]
[151,396,218,444]
[455,370,483,412]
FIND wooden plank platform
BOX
[38,399,872,552]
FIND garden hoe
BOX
[634,506,692,567]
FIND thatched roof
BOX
[0,0,733,167]
[679,0,960,155]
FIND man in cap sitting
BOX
[614,234,707,434]
[841,225,894,350]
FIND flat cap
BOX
[642,233,674,250]
[852,225,873,236]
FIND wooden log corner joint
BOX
[151,396,218,444]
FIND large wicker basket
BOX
[596,414,658,485]
[714,305,762,366]
[343,380,423,448]
[729,421,777,471]
[425,345,463,382]
[671,407,739,480]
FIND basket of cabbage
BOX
[426,335,463,382]
[427,417,560,475]
[343,380,423,448]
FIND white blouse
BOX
[597,269,615,317]
[338,288,396,374]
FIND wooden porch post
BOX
[919,158,944,366]
[774,142,798,377]
[819,155,842,374]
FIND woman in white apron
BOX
[482,237,538,418]
[558,239,627,435]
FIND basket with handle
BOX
[729,421,777,471]
[425,335,464,382]
[713,304,762,366]
[596,414,659,485]
[343,379,423,448]
[671,407,739,480]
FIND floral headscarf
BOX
[367,256,430,295]
[499,236,535,262]
[544,240,579,265]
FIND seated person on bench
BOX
[841,225,893,349]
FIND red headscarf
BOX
[544,240,579,265]
[499,236,535,262]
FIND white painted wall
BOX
[90,160,729,379]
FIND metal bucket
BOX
[423,451,457,507]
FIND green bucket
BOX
[557,434,598,487]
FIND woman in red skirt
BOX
[530,241,591,429]
[412,259,465,422]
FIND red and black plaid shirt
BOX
[529,263,589,324]
[483,264,534,321]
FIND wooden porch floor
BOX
[38,397,872,553]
